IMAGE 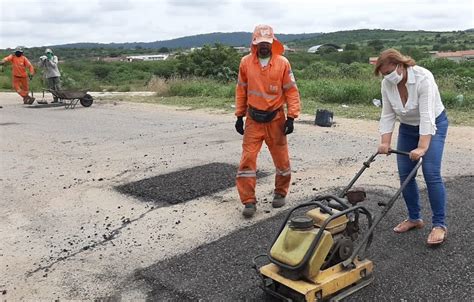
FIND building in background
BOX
[233,46,250,53]
[369,57,378,65]
[432,50,474,62]
[125,54,169,62]
[307,44,343,53]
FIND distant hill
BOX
[291,28,473,48]
[53,32,322,49]
[4,29,471,60]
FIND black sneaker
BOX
[272,193,286,208]
[242,203,256,218]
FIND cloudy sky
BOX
[1,0,473,48]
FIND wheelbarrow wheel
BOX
[80,94,93,107]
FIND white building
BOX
[307,44,343,53]
[126,54,169,62]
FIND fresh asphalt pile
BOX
[133,175,473,301]
[115,162,270,206]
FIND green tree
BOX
[400,46,429,61]
[367,39,384,52]
[174,44,241,82]
[344,43,359,51]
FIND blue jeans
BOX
[396,110,448,228]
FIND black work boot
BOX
[272,193,286,208]
[242,203,256,218]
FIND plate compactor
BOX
[253,150,422,301]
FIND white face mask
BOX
[384,65,403,85]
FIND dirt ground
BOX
[0,92,472,300]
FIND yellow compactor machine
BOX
[253,150,422,301]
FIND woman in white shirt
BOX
[374,49,448,246]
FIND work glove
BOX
[284,117,294,135]
[28,74,33,80]
[235,116,245,135]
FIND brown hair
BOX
[373,48,416,76]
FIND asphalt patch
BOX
[116,163,269,206]
[133,175,473,301]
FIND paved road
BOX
[136,176,473,301]
[1,92,472,300]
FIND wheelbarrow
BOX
[39,89,94,109]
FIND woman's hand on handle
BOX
[377,143,391,154]
[409,147,427,161]
[378,133,393,155]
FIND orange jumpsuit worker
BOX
[235,24,301,218]
[0,46,35,104]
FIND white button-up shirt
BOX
[379,65,445,135]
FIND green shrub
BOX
[298,78,380,104]
[174,44,240,82]
[118,85,131,92]
[441,91,473,109]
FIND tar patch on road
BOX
[116,162,269,206]
[132,175,473,301]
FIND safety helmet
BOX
[252,24,275,45]
[250,24,284,55]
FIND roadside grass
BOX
[96,94,474,126]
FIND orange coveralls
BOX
[2,54,35,98]
[235,42,301,204]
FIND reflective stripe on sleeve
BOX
[283,82,296,90]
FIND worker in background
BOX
[0,46,35,104]
[40,48,61,103]
[235,24,301,218]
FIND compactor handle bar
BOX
[340,149,416,198]
[388,149,410,156]
[341,149,423,268]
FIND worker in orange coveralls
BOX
[234,24,301,218]
[0,46,35,104]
